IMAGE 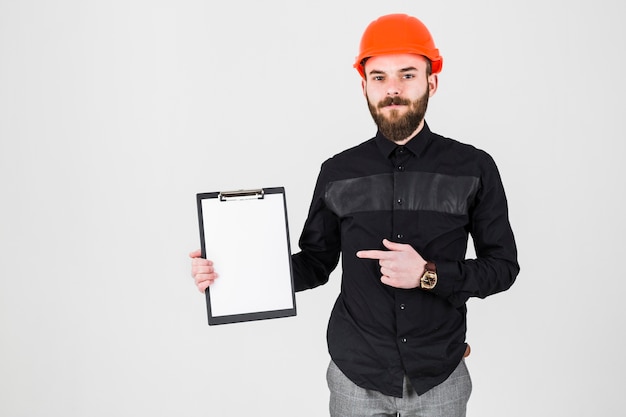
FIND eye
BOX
[372,75,384,81]
[403,73,416,79]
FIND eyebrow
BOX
[367,66,419,77]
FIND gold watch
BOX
[420,261,437,290]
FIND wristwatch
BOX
[420,261,437,290]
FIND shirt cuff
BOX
[429,260,457,299]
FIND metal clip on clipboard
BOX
[218,189,265,201]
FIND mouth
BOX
[379,97,410,109]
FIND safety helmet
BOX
[354,13,443,78]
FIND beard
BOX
[367,89,429,143]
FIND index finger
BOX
[356,249,392,260]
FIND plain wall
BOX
[1,0,624,416]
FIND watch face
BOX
[421,271,437,289]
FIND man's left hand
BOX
[356,239,427,289]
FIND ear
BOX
[361,78,367,97]
[428,74,438,97]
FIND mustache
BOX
[378,96,411,108]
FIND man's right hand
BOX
[189,249,218,293]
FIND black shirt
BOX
[291,122,519,397]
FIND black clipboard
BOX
[196,187,296,325]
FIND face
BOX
[362,54,438,144]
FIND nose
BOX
[386,80,400,96]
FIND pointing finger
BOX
[356,249,392,260]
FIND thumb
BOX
[382,239,406,252]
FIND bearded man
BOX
[190,13,519,417]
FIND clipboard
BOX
[196,187,296,325]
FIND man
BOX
[191,13,519,417]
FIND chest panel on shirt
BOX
[324,172,480,218]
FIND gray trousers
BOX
[327,359,472,417]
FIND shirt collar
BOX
[375,121,434,159]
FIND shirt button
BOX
[396,234,403,239]
[400,304,406,310]
[398,165,405,172]
[401,337,407,343]
[397,199,403,205]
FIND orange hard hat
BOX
[354,13,443,78]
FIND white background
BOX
[1,1,624,416]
